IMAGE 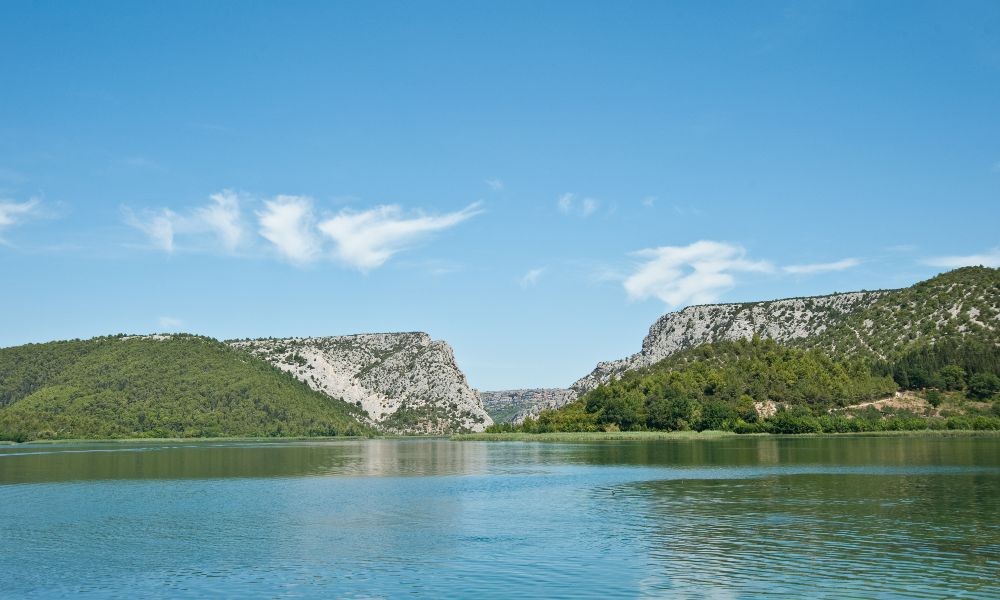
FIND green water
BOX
[1,436,998,598]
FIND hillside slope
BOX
[229,333,492,434]
[574,267,999,394]
[0,335,371,441]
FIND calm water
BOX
[1,436,998,599]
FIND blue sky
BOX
[1,1,998,390]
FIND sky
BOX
[1,1,999,390]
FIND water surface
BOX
[1,436,998,598]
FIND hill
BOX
[0,334,372,441]
[493,267,1000,432]
[228,333,492,434]
[575,267,998,394]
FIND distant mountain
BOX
[481,389,576,424]
[0,335,371,441]
[229,333,492,434]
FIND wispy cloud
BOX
[317,202,483,271]
[124,189,481,270]
[623,241,774,307]
[519,267,545,289]
[485,178,504,191]
[257,195,321,263]
[158,316,183,329]
[125,190,248,254]
[0,198,42,231]
[196,191,245,252]
[641,196,656,208]
[922,248,1000,268]
[124,207,178,251]
[783,258,861,275]
[671,203,705,216]
[556,193,600,217]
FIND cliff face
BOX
[571,291,888,394]
[229,333,492,434]
[481,388,577,424]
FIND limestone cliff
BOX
[229,333,492,434]
[571,291,888,394]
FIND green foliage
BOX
[967,373,1000,400]
[0,335,372,441]
[874,337,1000,391]
[508,338,900,434]
[802,266,1000,359]
[508,400,599,433]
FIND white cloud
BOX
[125,207,178,252]
[317,202,483,271]
[556,193,600,217]
[125,190,248,253]
[623,240,773,307]
[0,198,41,231]
[783,258,861,275]
[922,248,1000,268]
[641,196,656,208]
[257,195,321,263]
[196,190,244,252]
[158,316,183,329]
[486,178,504,191]
[520,267,545,289]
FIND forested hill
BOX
[800,266,1000,358]
[494,267,1000,434]
[574,267,999,394]
[0,335,372,441]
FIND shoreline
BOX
[3,429,999,446]
[0,435,433,446]
[451,429,1000,442]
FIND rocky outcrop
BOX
[229,333,492,434]
[571,291,888,394]
[481,388,578,424]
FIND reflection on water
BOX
[1,436,998,598]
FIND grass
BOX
[451,429,1000,442]
[450,430,740,442]
[3,435,372,446]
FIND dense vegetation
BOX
[799,266,1000,357]
[493,267,1000,436]
[0,335,372,441]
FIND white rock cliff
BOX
[229,333,492,434]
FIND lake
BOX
[1,435,998,598]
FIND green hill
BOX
[0,334,372,441]
[799,266,1000,358]
[499,268,1000,435]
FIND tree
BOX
[968,373,1000,400]
[647,386,700,431]
[937,365,966,391]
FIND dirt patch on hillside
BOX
[839,391,934,416]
